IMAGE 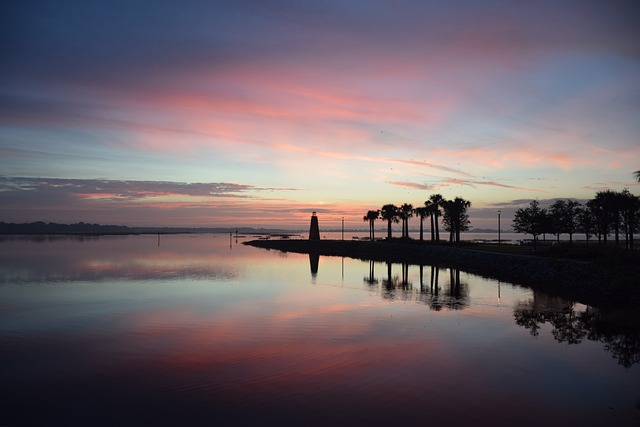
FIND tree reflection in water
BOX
[357,259,639,369]
[362,261,468,310]
[514,293,640,368]
[363,260,379,286]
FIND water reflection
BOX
[309,253,319,277]
[2,235,640,425]
[377,262,469,310]
[340,254,640,368]
[515,292,640,367]
[363,260,378,286]
[357,261,468,309]
[0,234,249,283]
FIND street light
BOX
[497,210,501,246]
[341,217,344,241]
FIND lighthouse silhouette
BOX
[309,211,320,240]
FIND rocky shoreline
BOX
[244,238,640,309]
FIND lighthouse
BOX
[309,211,320,240]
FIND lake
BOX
[1,234,639,426]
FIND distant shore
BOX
[245,238,640,309]
[0,221,294,236]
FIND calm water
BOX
[1,234,638,426]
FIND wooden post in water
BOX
[309,211,320,240]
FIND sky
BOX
[1,0,639,230]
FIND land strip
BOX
[244,239,640,309]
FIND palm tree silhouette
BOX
[423,200,435,241]
[398,203,413,239]
[380,204,399,240]
[429,194,445,241]
[635,170,640,182]
[363,210,380,241]
[442,197,471,242]
[413,206,430,241]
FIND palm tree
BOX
[398,203,413,239]
[442,197,471,242]
[413,206,430,241]
[429,194,445,241]
[380,204,399,240]
[363,210,379,241]
[635,170,640,182]
[424,200,435,241]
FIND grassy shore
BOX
[244,238,640,309]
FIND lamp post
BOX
[497,210,501,246]
[341,217,344,241]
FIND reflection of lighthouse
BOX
[309,211,320,240]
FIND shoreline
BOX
[244,238,640,309]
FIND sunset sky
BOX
[2,0,639,230]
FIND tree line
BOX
[363,194,471,243]
[362,170,640,248]
[0,221,131,234]
[513,188,640,250]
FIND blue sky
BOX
[1,0,639,229]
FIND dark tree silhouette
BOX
[380,204,399,240]
[428,194,445,241]
[591,190,621,245]
[587,197,608,244]
[441,197,471,242]
[563,199,582,245]
[363,210,380,241]
[577,206,596,245]
[513,200,546,249]
[423,199,436,241]
[619,188,640,250]
[413,206,430,241]
[398,203,413,239]
[548,199,565,243]
[586,188,639,248]
[548,199,581,245]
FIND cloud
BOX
[2,0,639,229]
[391,160,475,177]
[474,180,548,193]
[388,178,548,193]
[387,182,436,191]
[0,177,302,208]
[582,181,640,192]
[0,177,328,227]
